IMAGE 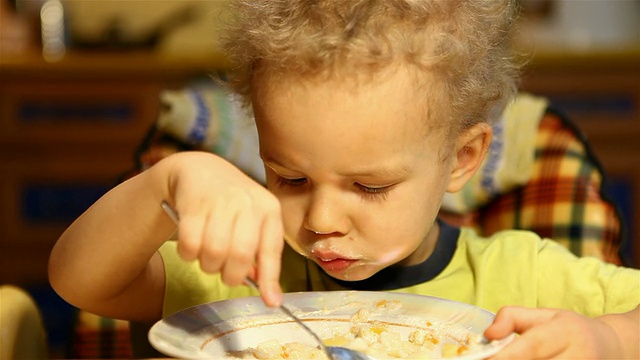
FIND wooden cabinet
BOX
[0,52,223,285]
[1,49,638,287]
[519,50,640,267]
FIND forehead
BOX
[251,65,450,168]
[252,63,445,134]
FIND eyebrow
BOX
[260,154,301,176]
[260,153,411,179]
[260,153,290,169]
[339,164,411,178]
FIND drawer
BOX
[0,155,132,246]
[520,69,640,137]
[0,80,160,145]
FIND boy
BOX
[49,0,639,358]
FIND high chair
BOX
[69,89,626,358]
[0,285,48,360]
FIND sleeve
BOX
[158,242,259,317]
[535,239,640,317]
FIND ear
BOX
[446,123,492,193]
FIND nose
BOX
[303,188,349,236]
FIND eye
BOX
[356,183,392,200]
[276,176,307,187]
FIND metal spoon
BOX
[159,200,372,360]
[243,277,369,360]
[243,277,334,358]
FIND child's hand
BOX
[484,305,640,359]
[163,152,284,307]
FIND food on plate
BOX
[231,306,473,359]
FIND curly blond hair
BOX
[223,0,521,133]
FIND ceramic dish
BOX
[148,291,514,359]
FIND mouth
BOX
[315,257,357,272]
[311,250,358,273]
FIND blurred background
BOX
[1,0,639,358]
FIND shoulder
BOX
[453,227,639,314]
[459,227,544,251]
[456,227,582,266]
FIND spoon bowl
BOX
[327,346,374,360]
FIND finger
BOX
[199,201,234,274]
[490,321,567,359]
[485,306,558,339]
[221,205,260,286]
[257,213,284,307]
[246,265,257,281]
[176,212,206,261]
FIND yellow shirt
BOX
[160,223,639,317]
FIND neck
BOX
[397,220,441,267]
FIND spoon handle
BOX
[161,200,180,223]
[243,278,330,357]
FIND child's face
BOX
[253,66,473,281]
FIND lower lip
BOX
[316,258,356,272]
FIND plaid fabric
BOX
[71,311,132,359]
[441,111,622,264]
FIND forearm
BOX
[48,156,177,312]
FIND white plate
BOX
[149,291,514,359]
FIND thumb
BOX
[485,306,558,339]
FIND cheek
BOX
[269,191,306,256]
[270,191,304,237]
[365,179,446,246]
[264,177,296,229]
[367,204,432,245]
